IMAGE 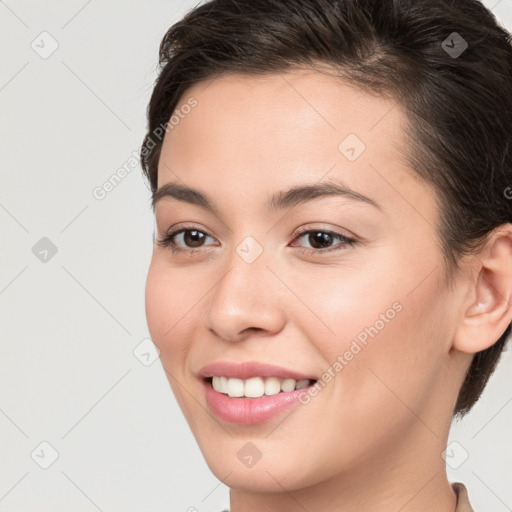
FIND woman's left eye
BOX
[155,227,357,255]
[291,229,357,254]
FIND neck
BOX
[229,421,457,512]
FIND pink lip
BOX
[198,360,317,381]
[203,379,315,425]
[198,361,318,425]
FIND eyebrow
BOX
[151,179,382,214]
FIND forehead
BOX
[157,69,435,223]
[160,68,405,170]
[169,69,403,145]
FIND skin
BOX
[145,69,512,511]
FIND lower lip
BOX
[203,379,315,425]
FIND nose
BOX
[202,246,287,343]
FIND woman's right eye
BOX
[156,227,217,254]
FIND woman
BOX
[141,0,512,510]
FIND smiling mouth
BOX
[205,376,317,398]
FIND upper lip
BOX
[198,361,318,381]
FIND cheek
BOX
[145,261,201,417]
[144,260,195,367]
[145,265,170,348]
[324,271,450,427]
[294,251,450,410]
[284,261,400,354]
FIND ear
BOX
[452,224,512,354]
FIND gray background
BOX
[1,1,511,511]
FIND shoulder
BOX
[452,481,476,512]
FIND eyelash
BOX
[155,224,357,256]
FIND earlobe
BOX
[452,225,512,354]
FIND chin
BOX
[193,433,327,493]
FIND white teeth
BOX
[219,376,228,394]
[211,376,313,397]
[295,379,309,389]
[264,377,281,396]
[281,378,296,392]
[212,376,229,394]
[244,377,265,398]
[227,378,244,397]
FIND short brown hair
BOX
[140,0,512,418]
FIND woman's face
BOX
[145,70,467,492]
